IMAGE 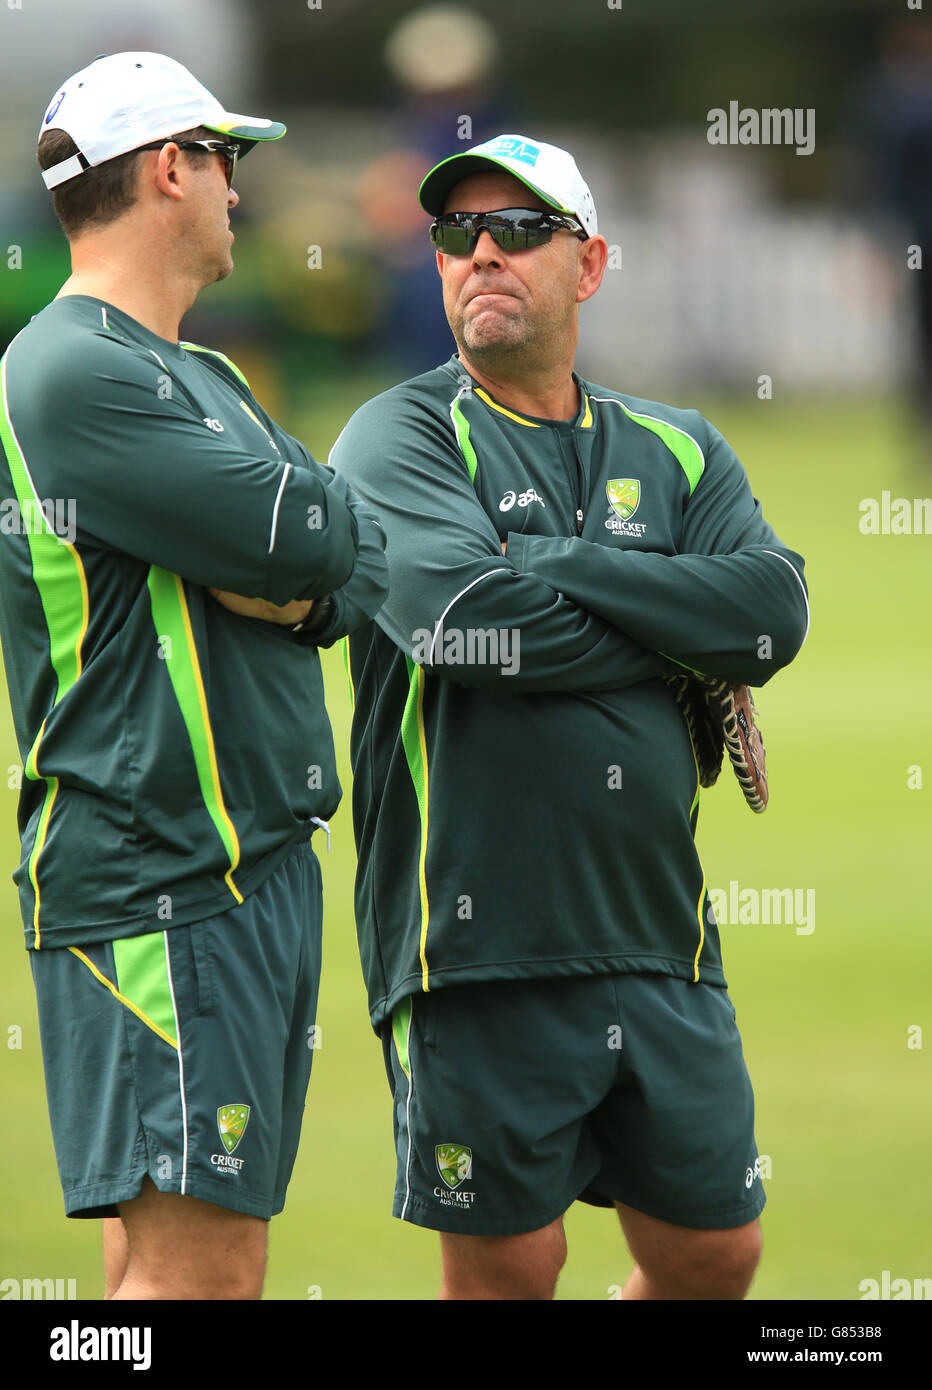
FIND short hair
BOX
[37,124,215,238]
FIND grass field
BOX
[0,389,929,1301]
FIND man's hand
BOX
[208,589,313,626]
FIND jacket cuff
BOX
[505,531,530,572]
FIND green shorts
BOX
[382,973,766,1236]
[30,835,322,1221]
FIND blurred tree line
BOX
[1,0,923,415]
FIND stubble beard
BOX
[175,216,234,294]
[460,313,527,365]
[454,298,553,374]
[211,223,235,284]
[453,272,581,375]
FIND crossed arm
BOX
[24,336,388,640]
[328,396,808,690]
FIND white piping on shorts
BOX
[400,1001,415,1222]
[163,931,189,1195]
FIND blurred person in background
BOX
[358,3,507,372]
[848,14,932,458]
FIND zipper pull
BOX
[576,508,584,536]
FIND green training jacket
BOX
[0,296,388,949]
[330,356,809,1032]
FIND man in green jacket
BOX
[0,52,387,1299]
[331,134,809,1300]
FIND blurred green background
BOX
[1,0,930,1300]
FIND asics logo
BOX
[499,488,545,512]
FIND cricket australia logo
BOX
[607,478,639,520]
[436,1143,472,1189]
[211,1103,250,1175]
[605,478,647,538]
[218,1104,249,1153]
[433,1143,477,1208]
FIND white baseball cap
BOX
[39,51,286,190]
[418,133,598,236]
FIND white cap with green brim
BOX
[39,51,286,190]
[418,133,598,237]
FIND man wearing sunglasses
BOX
[0,52,387,1299]
[331,133,808,1300]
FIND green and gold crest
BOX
[217,1103,250,1155]
[606,478,640,521]
[435,1143,472,1190]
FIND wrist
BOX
[291,595,332,636]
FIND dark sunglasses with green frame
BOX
[429,207,589,255]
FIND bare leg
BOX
[616,1202,762,1300]
[109,1176,268,1300]
[440,1216,567,1300]
[102,1217,129,1299]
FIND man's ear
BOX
[151,143,186,202]
[436,249,445,277]
[577,235,608,305]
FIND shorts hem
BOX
[63,1170,281,1221]
[582,1186,767,1230]
[393,1193,571,1237]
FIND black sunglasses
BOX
[136,138,240,188]
[430,208,588,255]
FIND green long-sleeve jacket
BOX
[331,356,809,1032]
[0,296,388,949]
